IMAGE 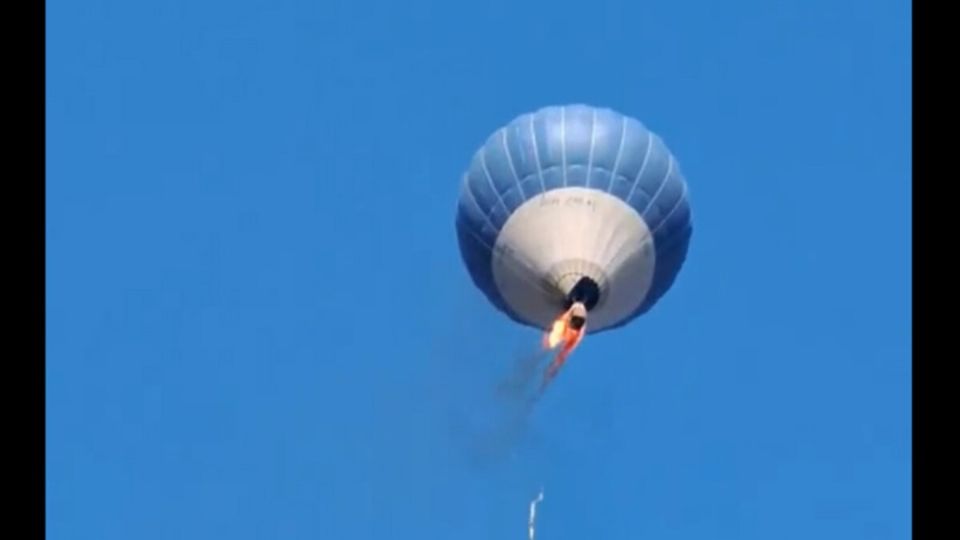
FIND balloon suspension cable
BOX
[528,487,544,540]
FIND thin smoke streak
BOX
[528,487,544,540]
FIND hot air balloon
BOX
[455,104,692,338]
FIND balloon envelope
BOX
[455,104,692,333]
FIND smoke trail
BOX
[497,347,551,401]
[528,487,544,540]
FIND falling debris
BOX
[528,487,544,540]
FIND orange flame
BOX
[565,327,584,352]
[539,305,587,390]
[542,306,585,352]
[544,317,567,349]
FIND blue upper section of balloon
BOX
[455,104,692,331]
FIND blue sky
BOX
[47,0,911,538]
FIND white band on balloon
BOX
[491,187,656,332]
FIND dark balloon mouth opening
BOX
[565,276,601,311]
